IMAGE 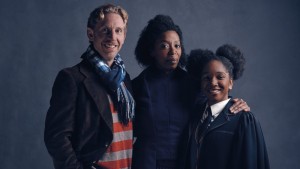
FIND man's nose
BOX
[107,30,116,39]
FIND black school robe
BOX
[187,99,270,169]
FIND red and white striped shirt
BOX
[96,95,133,169]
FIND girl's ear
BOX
[229,79,233,90]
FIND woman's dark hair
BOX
[135,15,186,67]
[187,44,246,80]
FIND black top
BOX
[147,66,191,159]
[132,66,200,169]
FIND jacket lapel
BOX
[79,61,113,132]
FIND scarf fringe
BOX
[83,45,135,125]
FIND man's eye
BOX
[115,28,123,34]
[101,28,109,34]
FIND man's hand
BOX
[230,98,250,113]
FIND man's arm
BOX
[44,69,83,169]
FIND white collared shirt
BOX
[210,98,231,120]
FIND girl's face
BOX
[201,60,233,105]
[151,31,182,73]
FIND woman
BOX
[186,44,270,169]
[132,15,249,169]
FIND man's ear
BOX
[124,27,127,39]
[87,28,94,42]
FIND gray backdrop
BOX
[1,0,299,168]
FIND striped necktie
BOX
[195,107,213,144]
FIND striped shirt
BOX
[96,95,133,169]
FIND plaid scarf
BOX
[82,45,135,125]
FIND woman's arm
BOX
[230,98,250,113]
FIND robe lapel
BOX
[205,101,233,135]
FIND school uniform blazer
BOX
[44,59,132,169]
[185,100,270,169]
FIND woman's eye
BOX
[175,44,181,48]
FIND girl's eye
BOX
[217,75,225,80]
[202,75,210,81]
[160,43,169,49]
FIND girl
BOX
[186,44,270,169]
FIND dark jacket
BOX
[185,100,270,169]
[131,66,199,169]
[44,60,133,169]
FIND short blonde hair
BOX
[87,4,128,29]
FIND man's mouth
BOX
[103,43,117,49]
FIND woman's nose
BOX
[168,46,176,55]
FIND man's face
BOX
[87,13,126,66]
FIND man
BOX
[44,4,135,169]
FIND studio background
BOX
[1,0,299,168]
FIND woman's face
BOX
[201,60,233,105]
[151,31,182,73]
